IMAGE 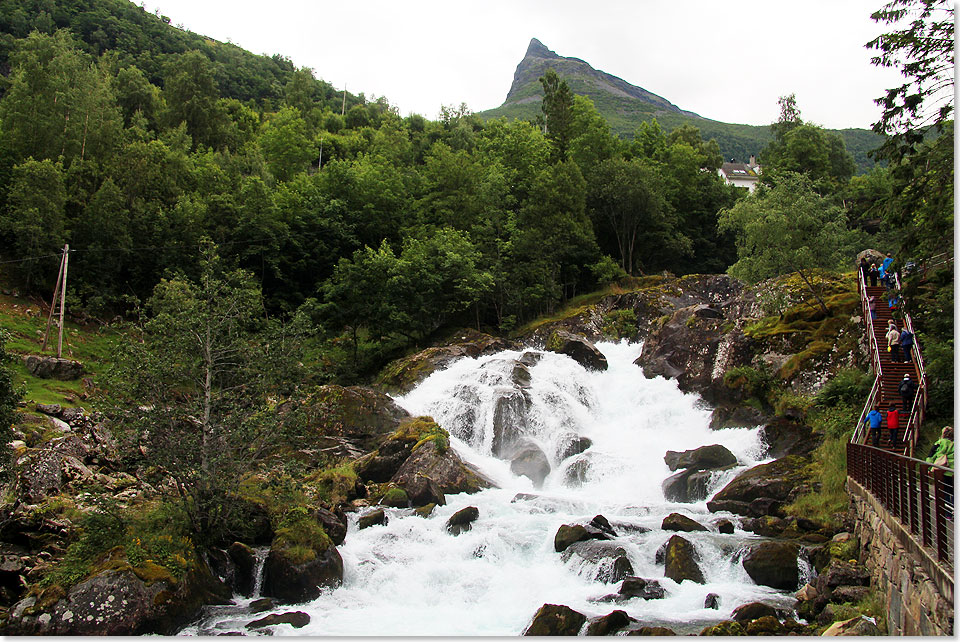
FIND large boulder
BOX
[741,541,801,590]
[662,467,731,503]
[554,524,614,553]
[510,443,551,487]
[297,385,410,455]
[560,541,633,584]
[262,545,343,604]
[706,455,810,517]
[663,444,737,471]
[814,559,871,597]
[23,355,83,380]
[731,601,778,623]
[618,576,666,600]
[545,330,608,371]
[663,535,704,584]
[246,611,310,629]
[8,555,228,635]
[523,603,587,635]
[757,418,821,458]
[492,388,528,458]
[315,507,348,546]
[376,329,517,394]
[391,439,493,496]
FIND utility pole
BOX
[41,244,69,358]
[341,85,347,116]
[318,137,323,170]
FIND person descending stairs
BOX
[864,283,919,455]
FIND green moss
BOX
[381,487,409,508]
[391,416,450,454]
[600,308,637,339]
[272,506,332,564]
[778,340,831,381]
[700,620,745,635]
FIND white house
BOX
[718,155,761,192]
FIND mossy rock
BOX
[700,620,745,635]
[663,535,704,584]
[523,603,587,636]
[380,487,409,508]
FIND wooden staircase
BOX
[862,283,921,455]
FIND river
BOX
[182,341,801,635]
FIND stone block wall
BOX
[848,479,954,636]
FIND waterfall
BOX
[251,546,270,599]
[182,341,799,636]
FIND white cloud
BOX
[147,0,905,129]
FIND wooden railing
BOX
[848,443,953,571]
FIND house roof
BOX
[719,162,759,179]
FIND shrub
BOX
[815,368,873,408]
[723,365,773,400]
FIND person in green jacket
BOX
[926,426,954,510]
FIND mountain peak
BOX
[503,38,695,118]
[525,38,558,59]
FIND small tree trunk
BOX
[795,268,830,315]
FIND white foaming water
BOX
[183,342,795,636]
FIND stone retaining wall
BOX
[848,479,954,636]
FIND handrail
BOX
[852,377,882,444]
[892,271,929,458]
[853,268,883,444]
[847,443,953,575]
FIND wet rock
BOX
[227,542,258,596]
[23,355,83,380]
[709,404,771,430]
[554,523,614,553]
[315,507,347,546]
[663,444,737,471]
[757,418,820,458]
[662,467,731,503]
[626,626,677,635]
[742,541,800,590]
[510,443,551,487]
[563,457,591,486]
[545,330,608,371]
[562,541,632,584]
[246,611,310,629]
[558,436,592,461]
[248,598,275,613]
[446,506,479,536]
[660,512,707,532]
[663,535,704,584]
[589,514,617,537]
[414,503,436,518]
[618,576,666,600]
[585,609,635,635]
[731,601,778,622]
[262,545,343,604]
[357,509,387,530]
[704,593,720,609]
[715,519,735,534]
[706,456,810,518]
[400,474,445,508]
[492,389,528,458]
[523,603,587,635]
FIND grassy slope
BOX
[0,290,122,409]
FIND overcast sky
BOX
[144,0,907,130]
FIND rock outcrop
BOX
[544,330,608,371]
[262,545,343,604]
[22,355,83,380]
[706,455,810,517]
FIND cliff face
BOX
[502,38,697,116]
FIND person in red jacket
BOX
[887,403,900,448]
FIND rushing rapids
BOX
[182,341,802,636]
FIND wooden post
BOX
[41,246,67,353]
[57,244,69,358]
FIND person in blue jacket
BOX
[879,253,894,289]
[899,328,914,364]
[865,405,884,447]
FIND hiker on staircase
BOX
[899,374,918,416]
[885,322,901,362]
[868,263,879,287]
[899,327,914,364]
